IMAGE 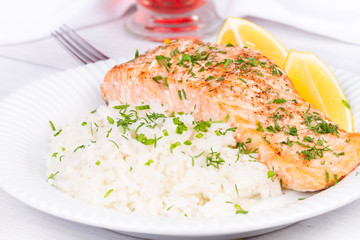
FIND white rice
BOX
[47,101,281,218]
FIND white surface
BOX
[1,9,360,240]
[216,0,360,45]
[1,57,359,239]
[1,0,360,45]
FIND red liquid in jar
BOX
[137,0,206,14]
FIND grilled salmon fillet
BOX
[101,39,360,191]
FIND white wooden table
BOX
[1,12,360,240]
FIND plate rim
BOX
[0,58,360,238]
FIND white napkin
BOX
[0,0,135,45]
[0,0,359,45]
[214,0,360,45]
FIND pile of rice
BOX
[47,101,281,218]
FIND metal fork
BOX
[52,25,109,64]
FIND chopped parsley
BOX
[206,148,225,169]
[268,98,286,104]
[256,122,265,132]
[107,116,114,124]
[235,204,248,214]
[73,145,85,152]
[47,171,59,180]
[170,141,181,153]
[54,129,62,137]
[134,49,139,58]
[155,55,171,72]
[325,169,329,183]
[144,159,154,166]
[267,170,276,178]
[152,75,163,83]
[135,105,150,110]
[342,99,350,109]
[49,121,55,131]
[104,189,113,198]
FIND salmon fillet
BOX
[101,39,360,191]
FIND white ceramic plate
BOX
[0,58,360,240]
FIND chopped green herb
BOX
[162,129,169,136]
[52,152,58,158]
[178,90,182,100]
[81,122,87,126]
[152,75,163,83]
[47,171,59,180]
[267,170,276,178]
[256,122,265,132]
[269,98,286,104]
[95,160,101,166]
[54,129,62,137]
[170,141,181,153]
[195,132,204,138]
[235,184,239,197]
[235,204,248,214]
[205,75,216,81]
[216,76,225,81]
[342,99,350,109]
[284,126,298,136]
[334,174,338,184]
[155,55,171,72]
[164,77,169,87]
[113,104,130,110]
[223,59,231,68]
[74,145,85,152]
[104,189,113,198]
[145,159,154,166]
[226,43,234,47]
[195,151,205,158]
[270,64,283,76]
[184,140,192,145]
[211,114,230,123]
[106,128,112,138]
[167,205,174,211]
[253,70,263,77]
[325,169,329,183]
[262,137,270,144]
[303,136,314,142]
[206,148,225,169]
[107,116,114,124]
[135,49,139,59]
[238,78,247,84]
[265,125,276,133]
[135,105,150,110]
[181,89,187,99]
[199,66,205,72]
[109,140,119,149]
[49,121,55,131]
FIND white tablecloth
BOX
[1,9,360,240]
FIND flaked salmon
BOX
[101,39,360,191]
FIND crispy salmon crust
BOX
[101,39,360,191]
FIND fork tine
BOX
[52,30,95,64]
[61,25,109,61]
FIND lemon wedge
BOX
[284,49,354,132]
[216,16,288,68]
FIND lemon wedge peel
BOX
[216,17,288,68]
[284,49,354,132]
